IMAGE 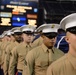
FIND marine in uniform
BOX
[0,30,12,69]
[23,24,64,75]
[47,13,76,75]
[3,27,22,75]
[0,32,6,75]
[0,34,5,67]
[8,25,36,75]
[0,30,12,75]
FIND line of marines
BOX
[0,13,76,75]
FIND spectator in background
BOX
[54,28,69,53]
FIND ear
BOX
[65,36,70,44]
[41,35,45,38]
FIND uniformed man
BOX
[3,27,22,75]
[8,25,36,75]
[10,27,23,43]
[47,13,76,75]
[0,35,3,66]
[0,30,12,68]
[0,34,5,66]
[31,24,46,48]
[0,32,6,75]
[0,30,12,75]
[23,24,64,75]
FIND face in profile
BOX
[14,32,22,43]
[65,32,76,51]
[42,34,57,48]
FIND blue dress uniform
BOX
[55,32,69,53]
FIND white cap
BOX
[36,24,60,33]
[0,35,4,38]
[1,30,12,37]
[6,30,12,36]
[2,31,7,36]
[11,27,21,34]
[60,13,76,30]
[0,31,7,38]
[21,25,36,32]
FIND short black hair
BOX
[66,26,76,34]
[58,28,65,34]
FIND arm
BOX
[8,47,18,75]
[3,45,11,75]
[47,65,53,75]
[23,50,35,75]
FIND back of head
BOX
[58,28,65,34]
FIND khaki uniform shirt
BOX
[47,52,76,75]
[0,41,2,66]
[32,36,43,48]
[9,42,32,75]
[1,41,11,68]
[23,43,64,75]
[3,41,19,75]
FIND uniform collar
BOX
[67,52,76,69]
[41,43,54,53]
[14,41,19,45]
[21,42,32,48]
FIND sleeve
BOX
[46,65,53,75]
[8,46,18,75]
[1,49,5,69]
[47,63,61,75]
[32,37,42,48]
[23,50,35,75]
[3,45,11,75]
[32,39,39,48]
